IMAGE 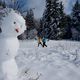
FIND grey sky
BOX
[27,0,78,19]
[27,0,46,19]
[0,0,79,19]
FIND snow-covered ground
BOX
[16,40,80,80]
[1,7,80,80]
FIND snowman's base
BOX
[2,59,18,80]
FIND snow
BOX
[0,8,26,80]
[1,8,26,37]
[16,40,80,80]
[2,59,18,80]
[0,7,80,80]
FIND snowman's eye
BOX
[14,22,16,24]
[0,27,2,33]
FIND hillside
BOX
[16,40,80,80]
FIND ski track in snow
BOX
[16,40,80,80]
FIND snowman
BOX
[0,8,26,80]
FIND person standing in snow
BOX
[42,37,47,47]
[37,31,43,47]
[37,36,43,47]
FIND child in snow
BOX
[37,31,43,47]
[38,36,43,47]
[42,37,47,47]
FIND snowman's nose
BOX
[15,28,19,33]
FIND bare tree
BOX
[8,0,27,14]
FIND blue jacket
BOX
[42,37,47,43]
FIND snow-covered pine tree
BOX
[57,1,71,39]
[71,0,80,40]
[25,8,35,30]
[72,0,80,31]
[38,19,43,37]
[41,0,52,39]
[42,0,63,39]
[56,1,65,39]
[0,0,6,8]
[24,8,36,39]
[49,0,60,39]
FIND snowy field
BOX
[16,40,80,80]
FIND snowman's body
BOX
[0,38,19,61]
[0,8,26,80]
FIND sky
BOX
[27,0,79,19]
[0,0,80,19]
[60,0,77,14]
[27,0,46,19]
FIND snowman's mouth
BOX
[15,28,19,33]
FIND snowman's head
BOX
[1,8,26,38]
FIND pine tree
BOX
[57,2,67,39]
[49,0,60,39]
[0,0,6,8]
[72,0,80,31]
[64,15,72,39]
[24,8,35,39]
[25,8,35,30]
[58,2,72,39]
[37,19,43,37]
[42,0,65,39]
[42,0,52,38]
